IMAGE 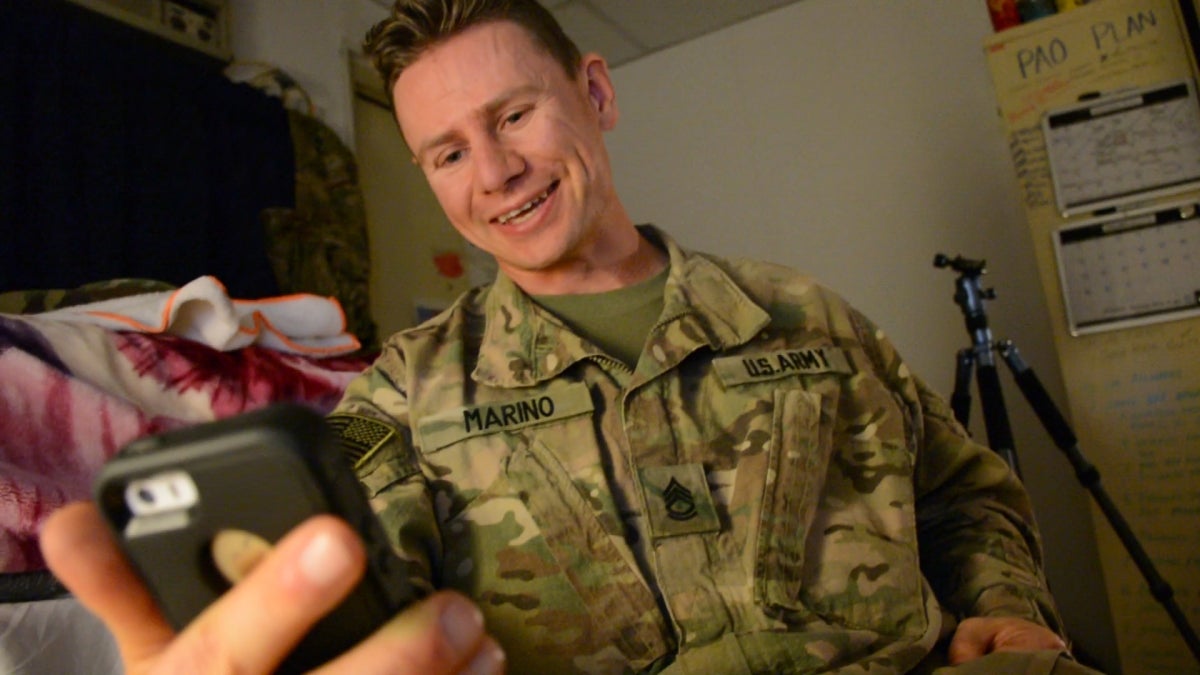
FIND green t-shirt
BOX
[531,266,668,368]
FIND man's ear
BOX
[582,54,619,130]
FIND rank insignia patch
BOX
[639,463,720,538]
[663,478,698,521]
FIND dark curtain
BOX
[0,0,294,298]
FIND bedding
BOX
[0,285,374,576]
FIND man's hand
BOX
[39,502,505,674]
[947,616,1068,665]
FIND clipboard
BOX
[1052,200,1200,335]
[1042,80,1200,217]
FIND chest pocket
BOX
[416,383,673,672]
[756,388,829,611]
[756,381,925,637]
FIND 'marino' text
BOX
[464,397,556,432]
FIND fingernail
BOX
[298,531,353,587]
[440,596,485,656]
[465,641,506,675]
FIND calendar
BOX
[1053,201,1200,335]
[1042,80,1200,216]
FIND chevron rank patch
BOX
[639,463,720,538]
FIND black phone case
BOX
[94,403,410,672]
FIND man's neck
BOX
[504,224,668,296]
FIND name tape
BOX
[714,347,852,386]
[418,382,594,451]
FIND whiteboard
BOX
[1053,200,1200,335]
[1042,80,1200,216]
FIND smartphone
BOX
[94,403,411,672]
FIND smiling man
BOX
[40,1,1104,674]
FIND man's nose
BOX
[476,138,524,193]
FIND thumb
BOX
[947,617,993,665]
[948,616,1067,665]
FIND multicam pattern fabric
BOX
[0,278,176,315]
[332,226,1064,674]
[261,109,379,352]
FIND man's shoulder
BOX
[683,246,850,316]
[645,224,837,304]
[371,286,492,373]
[388,286,489,342]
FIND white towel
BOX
[38,276,360,356]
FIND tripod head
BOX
[933,253,987,276]
[933,253,996,357]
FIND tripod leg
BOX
[951,348,974,429]
[996,341,1077,451]
[998,341,1200,663]
[974,345,1022,477]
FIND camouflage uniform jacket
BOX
[332,226,1063,674]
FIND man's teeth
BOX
[498,187,552,224]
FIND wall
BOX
[606,1,1118,671]
[353,94,478,337]
[227,0,385,147]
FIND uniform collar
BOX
[471,225,770,388]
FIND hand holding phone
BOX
[41,503,506,675]
[92,404,413,672]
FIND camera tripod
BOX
[934,253,1200,664]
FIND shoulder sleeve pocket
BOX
[327,413,421,494]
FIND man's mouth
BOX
[496,182,559,225]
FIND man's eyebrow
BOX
[415,129,462,164]
[413,85,542,163]
[482,84,541,117]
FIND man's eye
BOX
[504,109,527,126]
[439,149,464,167]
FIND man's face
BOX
[392,21,620,286]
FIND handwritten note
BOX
[1076,325,1200,673]
[1009,126,1055,209]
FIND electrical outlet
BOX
[160,0,222,48]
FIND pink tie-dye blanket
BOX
[0,313,372,574]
